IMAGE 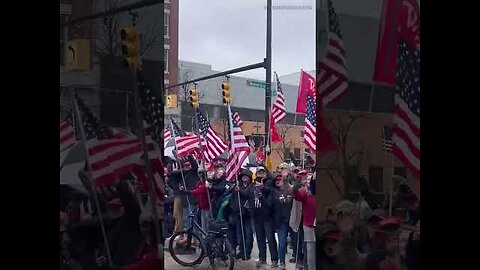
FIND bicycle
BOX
[168,206,234,270]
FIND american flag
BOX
[197,109,228,162]
[318,0,348,107]
[272,72,286,123]
[393,41,420,178]
[164,128,172,143]
[383,125,394,152]
[226,108,250,182]
[303,93,316,152]
[233,112,244,127]
[60,113,76,152]
[169,117,199,158]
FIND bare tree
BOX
[95,0,162,57]
[320,111,370,196]
[178,69,207,101]
[273,124,293,161]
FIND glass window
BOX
[164,49,169,73]
[369,166,384,192]
[164,12,169,37]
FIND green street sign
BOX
[247,80,266,89]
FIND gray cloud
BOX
[179,0,315,80]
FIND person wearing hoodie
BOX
[292,170,316,270]
[229,169,255,260]
[272,172,294,269]
[252,166,278,268]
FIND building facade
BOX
[164,0,179,89]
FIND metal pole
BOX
[194,107,213,214]
[265,0,272,158]
[389,153,394,216]
[69,87,113,267]
[169,119,192,210]
[227,103,247,260]
[166,62,266,89]
[131,71,162,257]
[368,83,375,112]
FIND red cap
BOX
[324,230,341,241]
[107,198,123,208]
[376,217,402,232]
[297,169,308,175]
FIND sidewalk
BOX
[164,234,301,270]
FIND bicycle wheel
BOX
[168,231,205,267]
[209,236,234,270]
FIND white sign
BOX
[60,4,72,15]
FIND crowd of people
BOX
[164,156,317,270]
[60,171,163,270]
[316,182,421,270]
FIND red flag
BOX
[316,109,337,153]
[295,71,316,114]
[373,0,404,85]
[270,113,282,143]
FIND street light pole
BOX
[265,0,272,155]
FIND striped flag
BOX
[393,0,420,178]
[272,72,286,123]
[164,128,172,143]
[197,109,228,162]
[318,0,348,107]
[60,113,76,152]
[303,92,317,152]
[226,107,250,182]
[383,126,394,152]
[233,112,244,127]
[176,133,200,158]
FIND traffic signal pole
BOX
[265,0,272,157]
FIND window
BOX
[369,166,384,193]
[394,167,407,179]
[164,48,169,73]
[345,165,359,193]
[283,148,291,162]
[293,148,301,160]
[60,15,68,66]
[164,12,170,38]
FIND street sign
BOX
[246,80,266,89]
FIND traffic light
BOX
[190,87,199,108]
[120,26,142,71]
[221,82,231,104]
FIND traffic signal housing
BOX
[221,82,231,104]
[120,26,142,71]
[190,87,199,108]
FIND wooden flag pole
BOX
[69,87,113,267]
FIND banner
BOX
[295,71,316,114]
[373,0,403,85]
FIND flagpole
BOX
[132,74,163,258]
[194,107,213,214]
[169,118,192,211]
[227,103,247,260]
[69,87,113,267]
[389,153,395,216]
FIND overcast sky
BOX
[178,0,315,80]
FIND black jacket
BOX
[272,186,293,226]
[166,156,199,206]
[230,182,254,216]
[252,177,275,220]
[210,176,228,203]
